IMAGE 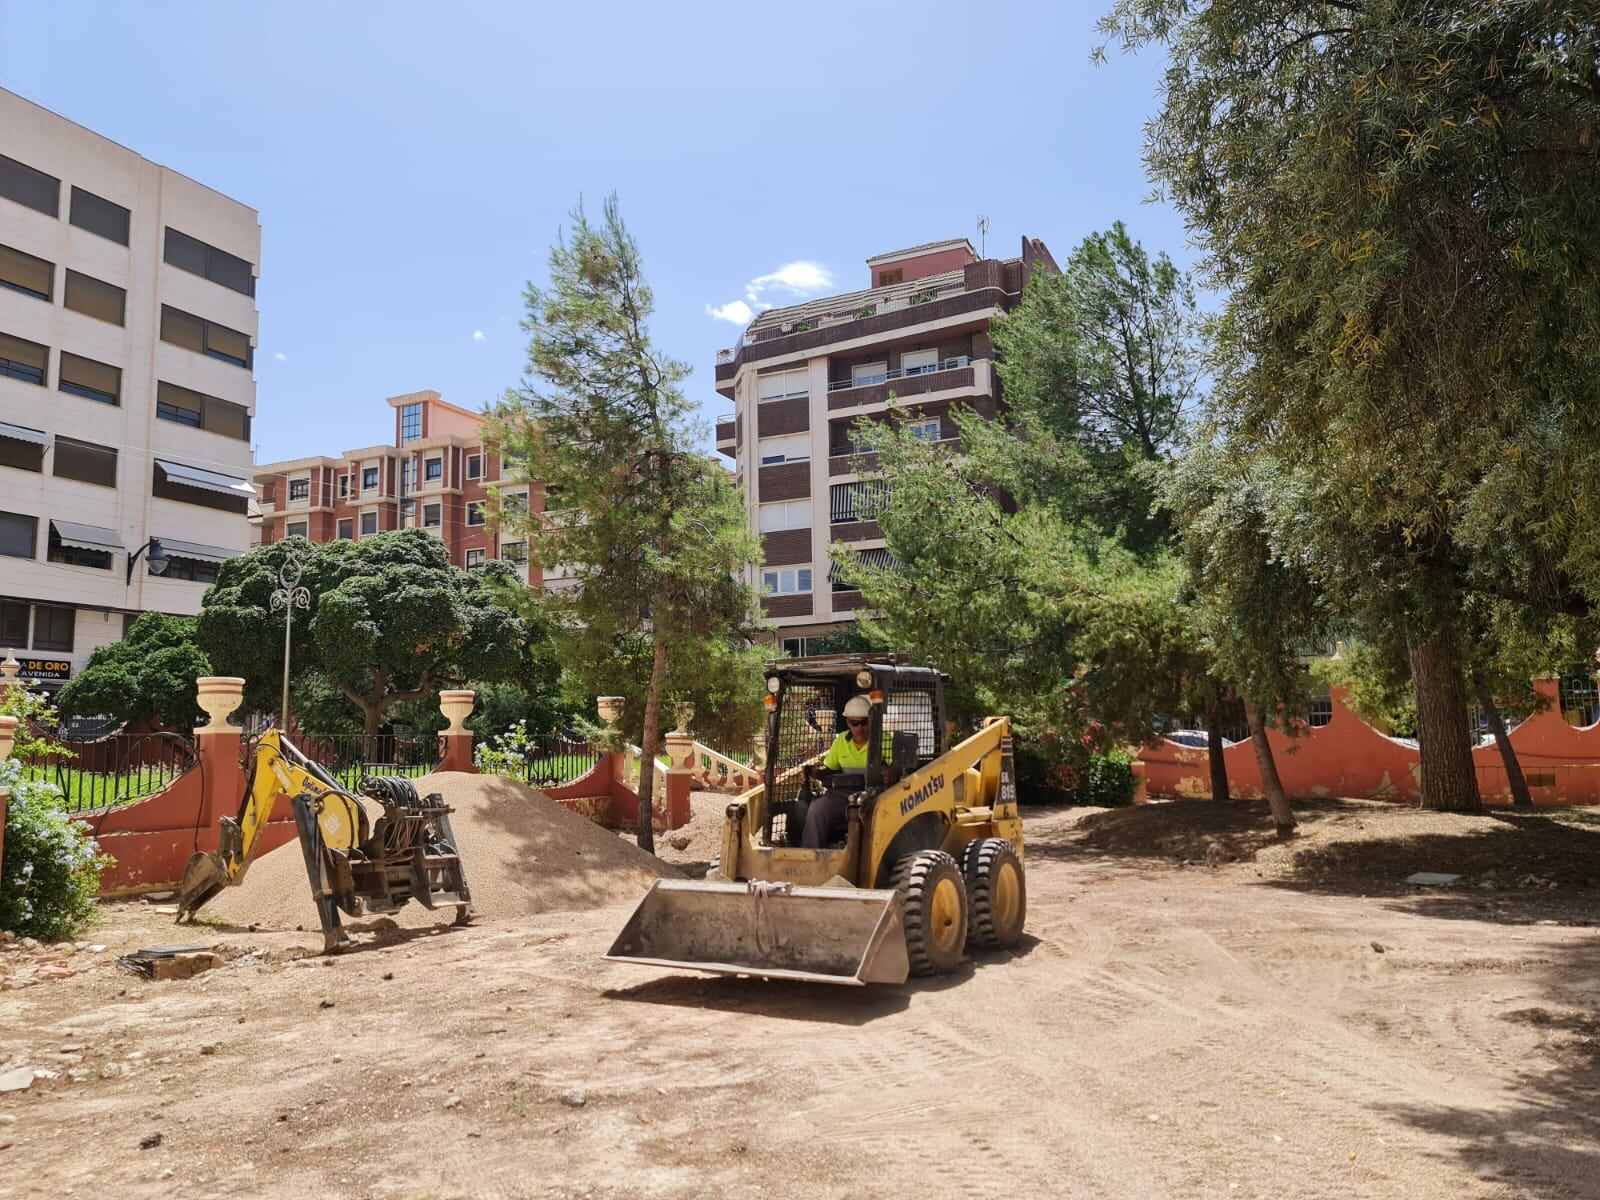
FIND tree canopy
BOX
[57,613,210,730]
[196,531,535,734]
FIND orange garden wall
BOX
[1139,678,1600,807]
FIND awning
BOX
[828,547,895,582]
[154,458,256,499]
[154,537,240,564]
[0,420,50,447]
[50,520,124,553]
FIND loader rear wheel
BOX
[893,850,967,976]
[962,838,1026,949]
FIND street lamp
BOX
[127,537,168,584]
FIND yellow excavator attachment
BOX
[605,880,910,986]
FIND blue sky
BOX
[0,0,1185,463]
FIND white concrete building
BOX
[0,88,259,691]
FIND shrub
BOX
[0,761,111,940]
[1076,749,1135,807]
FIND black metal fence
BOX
[21,731,199,814]
[292,734,444,788]
[483,732,601,790]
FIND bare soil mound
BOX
[202,771,676,932]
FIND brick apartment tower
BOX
[714,236,1055,653]
[253,390,545,585]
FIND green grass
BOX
[18,763,182,812]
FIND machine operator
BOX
[801,695,877,849]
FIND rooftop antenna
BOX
[976,215,989,258]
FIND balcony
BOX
[828,356,970,393]
[715,418,736,455]
[826,358,985,412]
[828,437,960,477]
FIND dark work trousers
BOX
[801,787,852,849]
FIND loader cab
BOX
[759,655,947,847]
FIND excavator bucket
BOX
[175,850,229,921]
[605,880,910,986]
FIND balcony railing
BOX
[827,356,971,393]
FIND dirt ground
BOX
[3,794,1599,1200]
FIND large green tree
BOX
[57,613,210,730]
[197,531,533,734]
[1102,2,1600,811]
[492,196,763,852]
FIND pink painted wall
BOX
[1139,679,1600,807]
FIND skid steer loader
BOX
[606,656,1025,986]
[175,729,472,951]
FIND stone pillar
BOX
[662,727,693,830]
[194,677,247,840]
[1130,758,1149,806]
[0,714,16,880]
[438,689,476,774]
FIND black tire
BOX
[893,850,967,976]
[962,838,1026,949]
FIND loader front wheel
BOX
[894,850,967,976]
[962,838,1026,949]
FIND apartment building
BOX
[254,390,545,585]
[714,236,1055,654]
[0,89,259,692]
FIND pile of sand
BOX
[202,772,676,932]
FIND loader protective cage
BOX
[762,656,948,847]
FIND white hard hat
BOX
[843,695,872,720]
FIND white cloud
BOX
[472,330,487,344]
[273,351,287,361]
[705,300,755,325]
[707,259,833,326]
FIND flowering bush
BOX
[472,720,541,777]
[0,759,111,940]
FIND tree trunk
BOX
[1407,626,1482,812]
[1203,688,1231,802]
[635,635,668,853]
[1242,696,1295,837]
[1471,668,1532,809]
[362,704,382,736]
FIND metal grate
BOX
[883,681,940,765]
[773,682,848,772]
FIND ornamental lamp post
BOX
[126,537,168,584]
[269,553,311,735]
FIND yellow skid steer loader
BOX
[607,656,1025,986]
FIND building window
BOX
[0,244,53,301]
[152,459,251,514]
[53,437,118,488]
[758,499,811,532]
[424,457,442,481]
[758,434,809,465]
[360,511,378,536]
[501,541,527,563]
[69,187,130,244]
[32,604,74,652]
[0,511,37,559]
[465,548,486,569]
[757,368,809,403]
[0,429,45,473]
[466,501,486,526]
[0,153,59,217]
[337,474,350,499]
[163,228,255,295]
[0,600,27,646]
[0,332,48,386]
[1560,672,1599,727]
[876,267,904,287]
[286,520,308,538]
[466,454,481,480]
[907,418,942,442]
[901,348,939,375]
[337,518,353,540]
[362,467,379,491]
[59,353,121,405]
[63,270,126,326]
[289,478,310,501]
[400,403,422,444]
[851,361,889,388]
[829,481,888,524]
[162,555,218,584]
[423,502,442,528]
[154,382,250,440]
[1307,693,1334,728]
[761,567,813,596]
[47,524,112,570]
[160,305,252,368]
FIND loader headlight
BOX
[855,669,873,688]
[766,675,781,694]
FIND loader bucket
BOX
[605,880,910,986]
[175,850,229,921]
